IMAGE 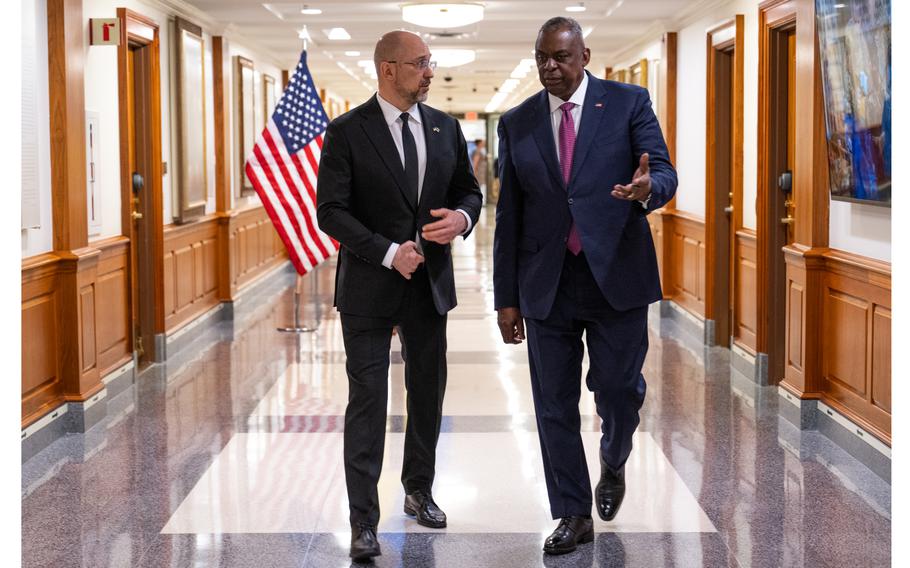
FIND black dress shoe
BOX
[350,523,381,562]
[595,456,626,521]
[403,490,447,528]
[543,515,594,555]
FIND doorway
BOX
[705,17,743,348]
[758,6,798,384]
[118,9,165,366]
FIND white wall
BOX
[83,0,172,237]
[80,0,286,236]
[669,0,891,259]
[673,0,763,223]
[21,0,53,258]
[829,200,891,261]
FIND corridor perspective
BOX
[20,0,896,566]
[21,212,892,566]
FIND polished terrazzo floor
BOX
[22,210,891,567]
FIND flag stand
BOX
[277,267,320,333]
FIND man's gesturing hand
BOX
[421,208,467,245]
[611,153,652,202]
[392,241,424,280]
[497,307,525,344]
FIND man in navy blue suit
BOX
[493,17,677,555]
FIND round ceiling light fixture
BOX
[301,5,322,15]
[565,2,586,12]
[431,48,476,68]
[401,3,485,29]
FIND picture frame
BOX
[815,0,891,206]
[235,55,256,197]
[172,17,207,223]
[263,73,276,126]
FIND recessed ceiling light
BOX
[301,5,322,15]
[566,2,586,12]
[401,3,484,29]
[324,27,351,40]
[344,50,361,57]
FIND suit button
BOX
[568,198,574,204]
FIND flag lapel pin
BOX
[594,102,604,108]
[432,126,440,133]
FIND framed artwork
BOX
[629,59,648,88]
[173,17,207,223]
[816,0,891,206]
[263,73,276,125]
[608,68,627,83]
[236,55,256,197]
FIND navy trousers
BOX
[525,251,648,519]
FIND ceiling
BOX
[183,0,715,114]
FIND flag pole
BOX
[277,270,317,333]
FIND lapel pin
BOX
[433,127,440,133]
[594,102,604,108]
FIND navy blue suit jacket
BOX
[493,72,677,319]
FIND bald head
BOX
[373,30,425,72]
[373,30,434,110]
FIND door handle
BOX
[780,216,794,225]
[132,211,144,221]
[723,206,733,214]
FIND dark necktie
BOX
[400,112,419,205]
[559,102,582,255]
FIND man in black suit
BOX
[494,18,677,555]
[316,30,483,563]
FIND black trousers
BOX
[525,251,648,519]
[340,267,448,527]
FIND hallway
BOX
[21,210,891,567]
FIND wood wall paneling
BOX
[662,212,706,319]
[47,0,88,251]
[94,238,132,376]
[22,256,63,426]
[163,217,220,333]
[819,251,891,441]
[230,206,288,291]
[733,230,758,352]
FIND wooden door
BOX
[118,9,165,366]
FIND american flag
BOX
[244,51,338,275]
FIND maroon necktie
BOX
[559,102,582,255]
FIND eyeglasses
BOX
[386,58,437,71]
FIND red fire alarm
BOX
[90,18,121,46]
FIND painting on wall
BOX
[173,17,207,223]
[816,0,890,206]
[236,56,256,197]
[263,73,276,126]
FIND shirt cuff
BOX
[381,242,400,269]
[456,209,473,235]
[638,194,651,210]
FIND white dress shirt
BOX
[375,93,473,269]
[547,73,650,209]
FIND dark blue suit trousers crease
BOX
[525,252,648,519]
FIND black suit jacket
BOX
[317,95,483,316]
